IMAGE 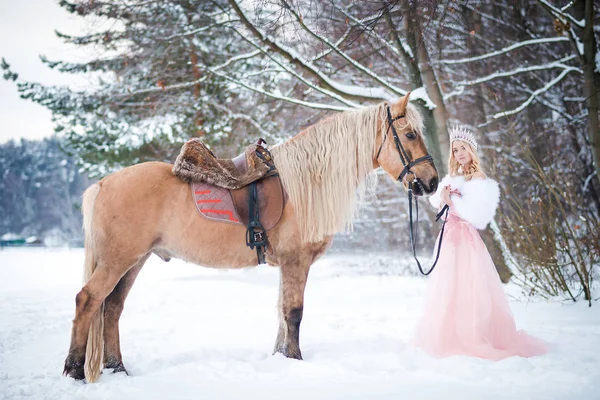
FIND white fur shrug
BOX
[429,175,500,230]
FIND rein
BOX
[378,105,448,276]
[408,185,449,275]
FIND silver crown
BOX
[449,125,477,150]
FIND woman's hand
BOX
[441,186,461,206]
[450,188,461,198]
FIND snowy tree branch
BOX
[534,96,575,121]
[227,0,390,102]
[278,0,405,96]
[463,3,519,32]
[228,28,362,108]
[113,77,207,98]
[454,55,581,87]
[311,26,351,62]
[207,67,350,112]
[209,101,279,142]
[334,5,413,61]
[480,67,579,125]
[163,19,240,41]
[212,50,261,71]
[537,0,585,28]
[438,37,571,65]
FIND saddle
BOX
[172,138,287,264]
[172,138,276,189]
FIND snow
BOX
[575,35,584,56]
[24,236,39,244]
[409,87,437,110]
[0,233,20,241]
[325,80,394,104]
[1,248,599,400]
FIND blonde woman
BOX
[410,126,547,360]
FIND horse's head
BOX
[375,93,439,196]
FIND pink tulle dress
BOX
[410,175,548,360]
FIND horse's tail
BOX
[81,183,104,383]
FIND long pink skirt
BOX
[410,212,548,360]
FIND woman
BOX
[410,126,547,360]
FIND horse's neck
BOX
[274,111,380,183]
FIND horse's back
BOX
[101,161,176,184]
[91,162,186,252]
[98,161,184,199]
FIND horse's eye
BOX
[406,132,416,140]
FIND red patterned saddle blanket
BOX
[192,175,286,231]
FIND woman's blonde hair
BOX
[448,140,483,181]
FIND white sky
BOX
[0,0,92,143]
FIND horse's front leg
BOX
[273,261,311,360]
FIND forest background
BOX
[1,0,598,304]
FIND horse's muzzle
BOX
[426,176,439,194]
[413,176,438,196]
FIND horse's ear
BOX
[396,91,411,115]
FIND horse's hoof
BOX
[63,362,85,380]
[111,362,129,375]
[105,358,129,375]
[274,347,303,361]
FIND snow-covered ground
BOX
[0,248,598,400]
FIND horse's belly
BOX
[162,218,262,269]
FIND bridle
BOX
[376,106,433,182]
[377,105,449,276]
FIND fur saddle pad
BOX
[172,138,275,190]
[192,176,285,231]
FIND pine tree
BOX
[2,0,280,177]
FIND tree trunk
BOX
[410,3,449,168]
[582,0,600,181]
[395,8,446,174]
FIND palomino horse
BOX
[63,93,439,382]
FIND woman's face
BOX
[452,140,472,167]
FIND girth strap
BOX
[245,181,268,264]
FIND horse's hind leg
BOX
[63,262,130,380]
[103,254,149,374]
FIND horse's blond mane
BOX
[271,101,422,243]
